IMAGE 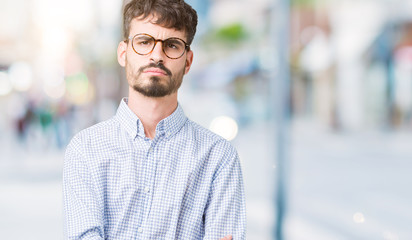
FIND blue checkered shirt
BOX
[63,98,246,239]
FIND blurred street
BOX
[1,120,412,239]
[286,120,412,240]
[0,129,63,239]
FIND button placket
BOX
[140,139,157,233]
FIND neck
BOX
[127,87,178,139]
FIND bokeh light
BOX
[209,116,239,141]
[9,62,33,92]
[65,73,94,105]
[353,212,365,224]
[0,71,12,96]
[43,81,66,100]
[383,231,400,240]
[42,68,66,100]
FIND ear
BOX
[184,50,194,75]
[117,41,127,67]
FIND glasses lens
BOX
[131,34,187,59]
[163,38,186,59]
[132,35,155,55]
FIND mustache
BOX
[138,62,172,76]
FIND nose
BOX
[150,41,165,63]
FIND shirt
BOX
[63,98,246,239]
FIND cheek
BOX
[126,54,143,73]
[172,60,188,74]
[125,57,139,80]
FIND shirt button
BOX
[138,227,143,233]
[144,187,150,193]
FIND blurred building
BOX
[0,0,124,148]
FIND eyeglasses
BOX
[128,33,189,59]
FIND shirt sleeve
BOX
[63,137,104,240]
[203,143,247,240]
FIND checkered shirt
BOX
[63,98,246,239]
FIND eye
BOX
[165,39,183,50]
[138,40,151,45]
[167,43,178,49]
[134,36,153,46]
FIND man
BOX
[63,0,246,239]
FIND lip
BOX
[143,68,168,76]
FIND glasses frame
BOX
[127,33,190,60]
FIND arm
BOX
[204,145,247,240]
[220,235,233,240]
[63,138,104,239]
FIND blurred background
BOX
[1,0,412,239]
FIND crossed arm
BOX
[221,235,233,240]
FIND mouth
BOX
[143,68,168,76]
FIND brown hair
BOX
[123,0,198,46]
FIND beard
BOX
[126,60,185,98]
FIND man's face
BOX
[117,17,193,98]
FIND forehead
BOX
[129,17,186,40]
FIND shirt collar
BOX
[156,102,187,139]
[115,98,187,140]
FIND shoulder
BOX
[182,120,242,183]
[66,117,119,154]
[183,119,238,160]
[184,119,230,145]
